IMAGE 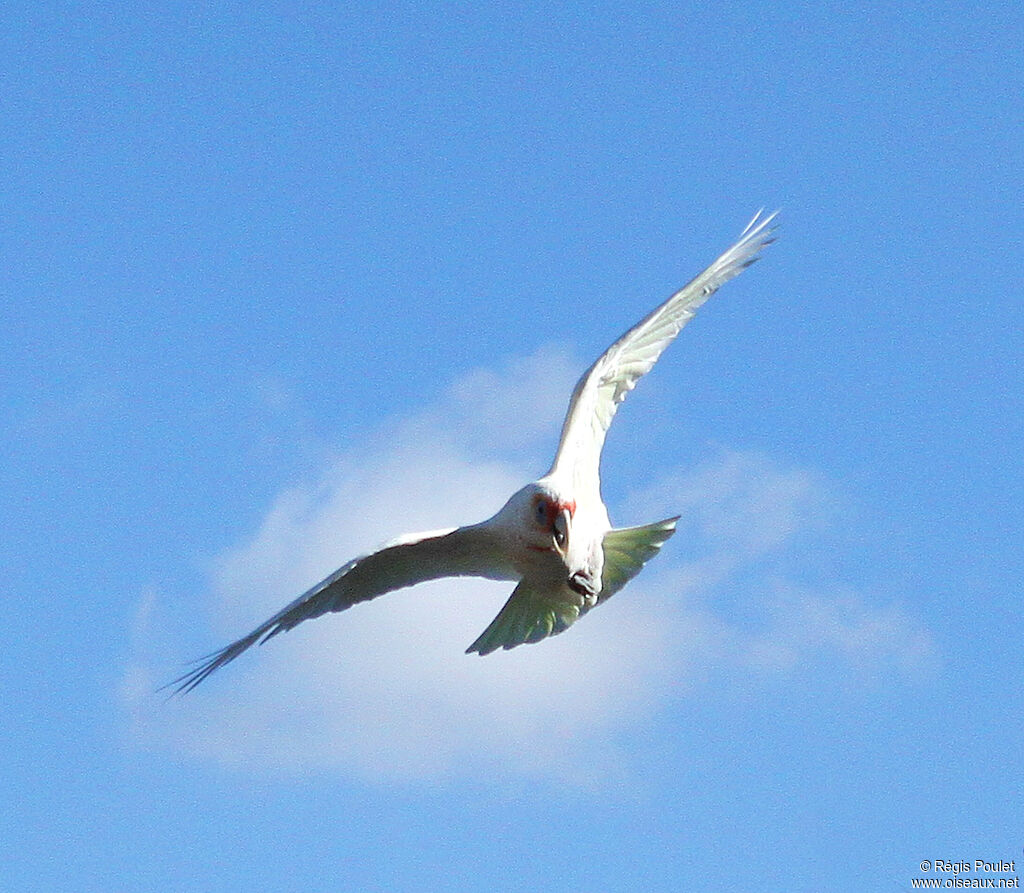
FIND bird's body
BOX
[171,211,777,693]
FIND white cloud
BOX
[124,348,936,782]
[627,449,826,559]
[753,584,937,676]
[656,579,939,685]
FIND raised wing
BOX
[548,211,778,495]
[169,525,505,693]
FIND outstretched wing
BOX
[548,210,778,495]
[169,525,504,693]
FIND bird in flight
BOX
[170,211,777,693]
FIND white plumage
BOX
[171,211,777,693]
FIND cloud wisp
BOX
[124,348,935,781]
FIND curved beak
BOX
[552,507,570,554]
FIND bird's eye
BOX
[534,499,548,525]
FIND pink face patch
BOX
[554,498,576,518]
[533,495,575,530]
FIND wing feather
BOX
[465,580,581,656]
[549,210,778,494]
[168,524,505,693]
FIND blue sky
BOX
[2,2,1022,891]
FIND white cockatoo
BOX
[171,211,777,693]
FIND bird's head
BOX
[523,485,576,558]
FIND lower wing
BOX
[168,524,504,694]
